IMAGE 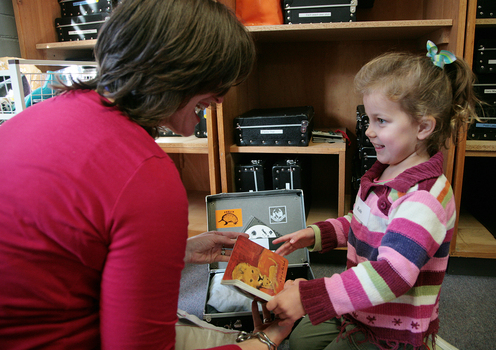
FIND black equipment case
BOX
[55,13,109,41]
[203,190,314,331]
[474,40,496,75]
[282,0,357,24]
[352,105,377,200]
[195,109,208,138]
[272,158,306,191]
[234,106,314,147]
[58,0,114,17]
[355,105,377,174]
[469,84,496,140]
[235,159,272,192]
[476,0,496,18]
[474,83,496,106]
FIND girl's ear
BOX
[418,115,436,140]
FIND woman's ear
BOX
[417,115,436,140]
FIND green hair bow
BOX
[426,40,457,69]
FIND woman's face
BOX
[163,93,224,136]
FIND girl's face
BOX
[163,93,224,136]
[364,91,429,178]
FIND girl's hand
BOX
[273,227,315,256]
[266,279,306,327]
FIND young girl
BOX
[267,41,479,350]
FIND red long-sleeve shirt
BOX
[0,90,237,349]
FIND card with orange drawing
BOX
[221,235,288,301]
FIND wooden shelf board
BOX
[249,20,452,43]
[475,18,496,27]
[36,20,452,58]
[156,136,209,154]
[230,141,346,154]
[186,190,208,237]
[465,140,496,157]
[452,209,496,259]
[36,40,97,50]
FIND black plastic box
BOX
[234,106,314,147]
[55,13,109,41]
[282,0,357,24]
[235,159,272,192]
[476,0,496,18]
[58,0,113,17]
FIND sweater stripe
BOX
[378,246,420,286]
[360,262,396,303]
[381,232,429,269]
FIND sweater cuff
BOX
[307,225,322,252]
[299,278,337,325]
[312,221,338,253]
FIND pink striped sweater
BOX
[300,152,454,349]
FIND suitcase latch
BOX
[300,120,309,133]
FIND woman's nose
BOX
[214,95,224,104]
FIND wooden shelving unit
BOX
[12,0,470,238]
[215,0,466,226]
[450,0,496,259]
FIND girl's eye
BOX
[377,118,386,124]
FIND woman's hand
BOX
[266,279,306,327]
[184,231,248,264]
[237,301,294,350]
[273,227,316,256]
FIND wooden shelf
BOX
[249,20,452,43]
[36,40,97,51]
[451,208,496,259]
[228,141,347,217]
[465,140,496,157]
[230,141,345,154]
[156,136,209,154]
[475,18,496,27]
[36,20,453,59]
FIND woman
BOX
[0,0,292,349]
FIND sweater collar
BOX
[360,151,444,200]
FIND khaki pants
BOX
[289,316,431,350]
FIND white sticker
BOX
[484,89,496,94]
[299,12,332,18]
[354,196,370,225]
[260,129,283,134]
[69,29,98,35]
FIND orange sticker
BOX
[216,209,243,229]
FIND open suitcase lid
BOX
[206,189,309,270]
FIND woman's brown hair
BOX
[61,0,256,138]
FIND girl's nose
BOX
[365,125,374,139]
